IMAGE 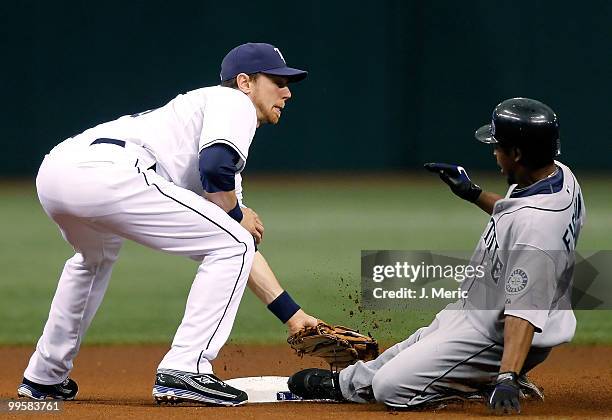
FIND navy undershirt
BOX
[510,166,564,198]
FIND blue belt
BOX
[90,138,126,147]
[89,138,156,171]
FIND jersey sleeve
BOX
[198,89,257,171]
[503,244,557,333]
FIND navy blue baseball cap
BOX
[220,43,308,83]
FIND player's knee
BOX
[69,250,118,268]
[372,372,399,405]
[233,229,256,256]
[372,369,415,406]
[244,239,256,259]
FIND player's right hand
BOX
[488,372,521,415]
[424,163,483,203]
[241,207,264,244]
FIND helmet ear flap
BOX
[555,138,561,157]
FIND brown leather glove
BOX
[287,322,379,369]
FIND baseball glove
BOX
[287,322,379,369]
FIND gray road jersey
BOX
[461,161,585,347]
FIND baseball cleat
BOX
[518,374,544,401]
[152,369,247,406]
[17,377,78,400]
[287,368,344,401]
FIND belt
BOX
[89,138,156,171]
[90,138,126,147]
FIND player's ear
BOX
[512,147,522,163]
[236,73,253,94]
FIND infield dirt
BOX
[1,345,610,419]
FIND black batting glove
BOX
[488,372,521,415]
[424,163,482,203]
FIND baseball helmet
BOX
[475,98,561,164]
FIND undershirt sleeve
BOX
[199,144,240,193]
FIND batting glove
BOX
[488,372,521,415]
[424,163,482,203]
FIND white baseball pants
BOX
[24,143,255,384]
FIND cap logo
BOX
[274,47,286,64]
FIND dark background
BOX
[2,0,611,175]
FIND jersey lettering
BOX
[481,219,503,283]
[562,192,582,252]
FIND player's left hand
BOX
[286,310,319,335]
[424,162,483,203]
[241,207,264,244]
[287,321,379,369]
[249,208,264,240]
[488,372,521,415]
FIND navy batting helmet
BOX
[475,98,560,168]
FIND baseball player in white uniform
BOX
[18,42,318,406]
[289,98,585,415]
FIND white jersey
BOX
[462,161,585,347]
[51,86,257,202]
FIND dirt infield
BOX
[1,345,611,419]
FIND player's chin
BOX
[268,112,281,125]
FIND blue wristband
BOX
[267,291,301,323]
[227,202,243,222]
